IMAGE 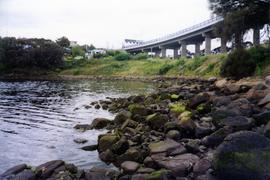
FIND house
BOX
[85,49,107,59]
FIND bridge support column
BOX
[195,43,201,57]
[173,48,179,59]
[160,47,166,58]
[180,41,187,58]
[204,33,212,55]
[155,50,161,57]
[221,38,227,53]
[253,28,260,46]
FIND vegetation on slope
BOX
[60,54,225,78]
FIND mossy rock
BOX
[146,113,169,130]
[128,104,148,116]
[179,111,193,119]
[214,131,270,180]
[145,169,171,180]
[170,94,181,101]
[196,103,211,114]
[114,111,132,125]
[98,134,120,152]
[169,103,186,116]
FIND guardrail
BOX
[123,16,223,50]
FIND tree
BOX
[89,44,95,50]
[209,0,270,49]
[56,36,70,48]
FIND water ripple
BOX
[0,80,155,173]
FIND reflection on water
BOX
[0,80,155,173]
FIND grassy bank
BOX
[60,54,228,78]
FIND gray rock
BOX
[214,131,270,180]
[12,170,36,180]
[36,160,64,179]
[202,127,234,147]
[218,116,253,131]
[152,153,199,177]
[189,93,210,109]
[148,139,184,155]
[121,161,140,175]
[193,159,212,176]
[0,164,27,178]
[254,111,270,125]
[264,121,270,138]
[258,94,270,106]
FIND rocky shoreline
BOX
[2,76,270,180]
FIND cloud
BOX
[0,0,211,48]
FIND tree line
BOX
[0,37,64,70]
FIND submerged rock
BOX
[90,118,111,129]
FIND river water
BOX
[0,80,155,173]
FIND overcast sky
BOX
[0,0,211,49]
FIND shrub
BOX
[114,52,131,61]
[220,49,256,79]
[72,46,85,57]
[159,64,174,75]
[133,53,148,60]
[249,46,270,65]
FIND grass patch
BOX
[60,54,227,77]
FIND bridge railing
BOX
[123,16,223,50]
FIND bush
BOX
[220,49,256,79]
[133,53,148,60]
[249,46,270,65]
[72,46,85,57]
[159,64,174,75]
[114,52,131,61]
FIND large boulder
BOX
[98,134,119,152]
[146,113,169,130]
[214,131,270,180]
[90,118,111,129]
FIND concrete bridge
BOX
[123,16,261,58]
